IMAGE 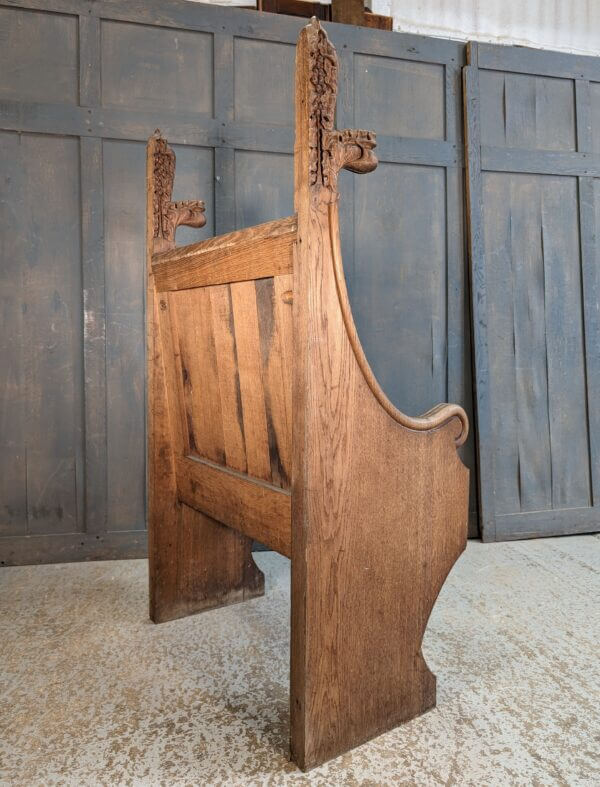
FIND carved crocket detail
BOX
[305,19,377,195]
[306,19,337,187]
[322,129,377,191]
[152,130,206,243]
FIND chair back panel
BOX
[164,274,293,490]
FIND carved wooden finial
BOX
[304,18,377,196]
[151,130,206,243]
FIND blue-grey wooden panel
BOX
[352,163,448,415]
[102,140,147,534]
[103,140,215,533]
[479,70,576,151]
[0,0,476,563]
[0,6,78,104]
[465,41,600,541]
[233,38,295,126]
[100,20,214,114]
[234,151,294,228]
[592,83,600,153]
[353,54,445,139]
[482,173,590,513]
[0,131,84,539]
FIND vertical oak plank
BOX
[210,284,248,474]
[230,280,272,482]
[255,276,292,488]
[171,288,226,464]
[272,273,294,484]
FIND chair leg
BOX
[147,281,264,625]
[149,501,264,624]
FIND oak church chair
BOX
[146,18,469,771]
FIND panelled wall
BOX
[465,43,600,540]
[334,29,476,531]
[3,2,599,562]
[1,0,475,564]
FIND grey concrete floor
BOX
[1,536,599,786]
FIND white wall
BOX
[371,0,600,56]
[194,0,600,57]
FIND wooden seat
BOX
[146,18,469,771]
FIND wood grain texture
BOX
[259,274,294,487]
[290,20,469,770]
[344,32,476,534]
[230,280,273,482]
[172,287,227,464]
[209,284,248,473]
[479,70,576,151]
[331,0,364,26]
[482,174,590,514]
[146,134,264,624]
[176,456,291,557]
[152,215,296,292]
[165,276,294,491]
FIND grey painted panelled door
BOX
[0,0,476,565]
[464,42,600,541]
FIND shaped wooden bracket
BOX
[305,18,378,199]
[322,128,378,189]
[151,130,206,249]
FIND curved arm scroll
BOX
[328,203,469,446]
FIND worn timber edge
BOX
[462,42,496,540]
[0,530,147,566]
[152,215,297,291]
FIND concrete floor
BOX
[1,536,599,786]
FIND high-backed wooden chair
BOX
[146,18,469,771]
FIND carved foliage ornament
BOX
[306,19,378,193]
[152,130,206,243]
